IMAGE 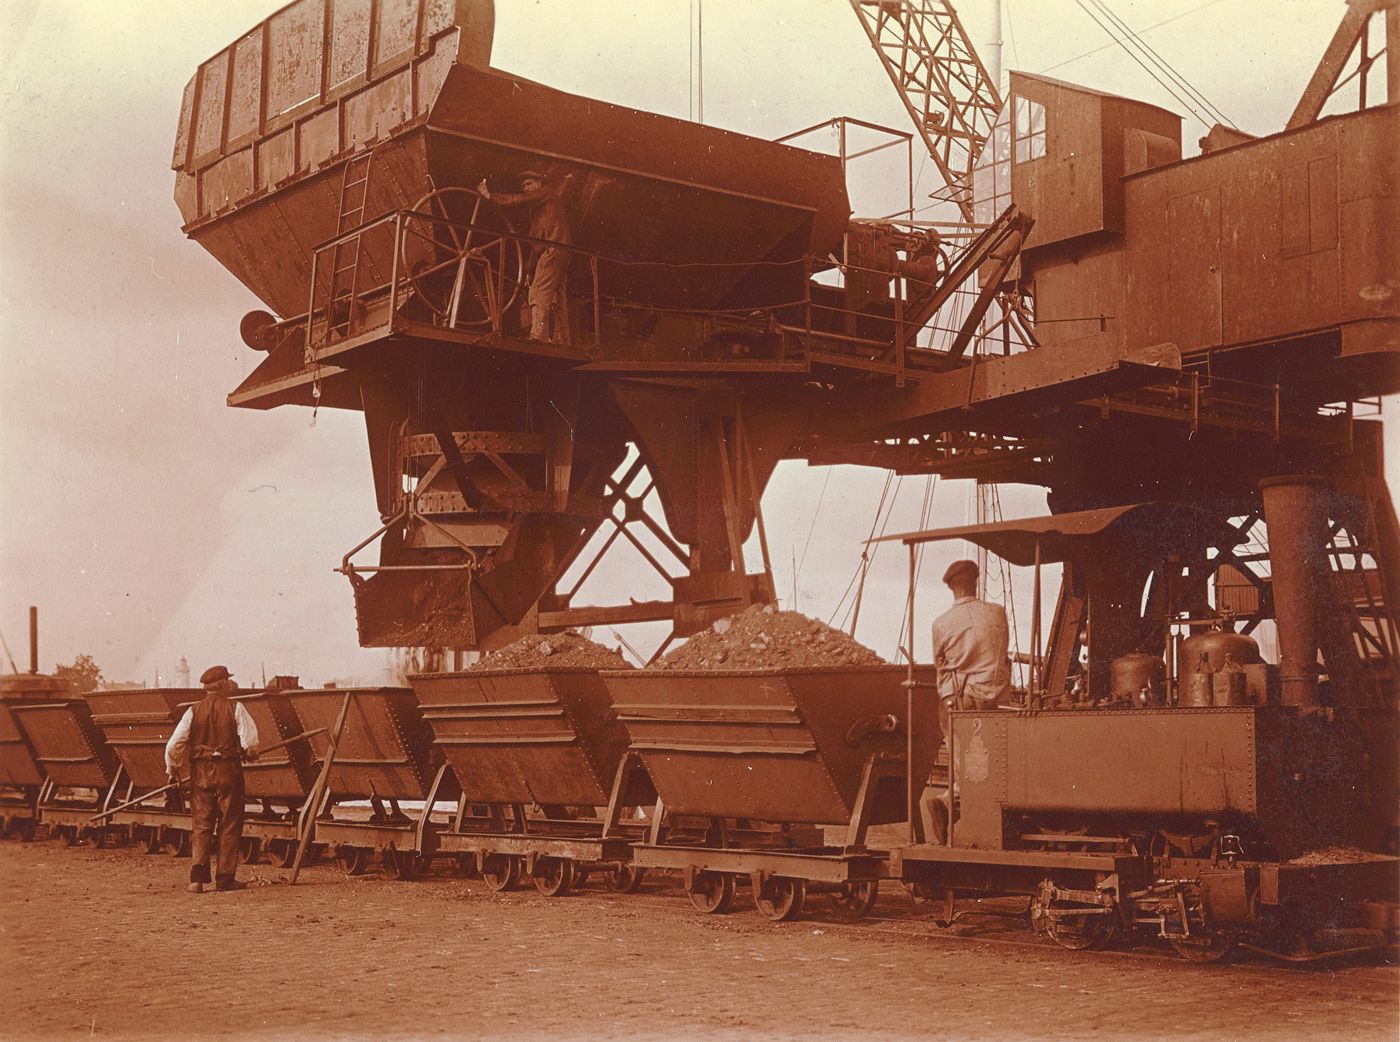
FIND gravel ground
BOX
[1,837,1395,1042]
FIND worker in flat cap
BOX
[932,559,1012,712]
[477,168,574,344]
[164,665,259,893]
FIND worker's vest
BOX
[188,693,240,763]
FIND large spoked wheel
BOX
[338,846,370,876]
[829,880,879,922]
[1171,930,1236,963]
[402,187,526,328]
[753,876,807,923]
[687,871,737,915]
[604,865,646,894]
[532,857,576,897]
[481,853,522,892]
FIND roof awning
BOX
[874,503,1244,566]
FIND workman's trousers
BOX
[188,759,245,885]
[527,247,571,344]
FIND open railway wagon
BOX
[11,694,121,844]
[409,665,659,895]
[83,683,320,865]
[882,492,1400,963]
[0,672,70,841]
[283,686,451,877]
[601,666,938,921]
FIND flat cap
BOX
[942,559,979,585]
[199,664,233,685]
[517,169,546,182]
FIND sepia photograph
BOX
[1,1,1397,1039]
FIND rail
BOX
[305,208,604,354]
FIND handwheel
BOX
[532,857,576,897]
[239,837,262,865]
[604,865,646,894]
[338,847,370,875]
[401,187,526,327]
[753,876,807,922]
[686,871,736,914]
[829,880,879,921]
[481,853,521,892]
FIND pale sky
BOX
[0,0,1392,685]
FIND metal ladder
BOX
[326,150,375,340]
[1324,474,1399,701]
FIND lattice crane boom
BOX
[849,0,1003,222]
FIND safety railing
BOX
[305,208,603,354]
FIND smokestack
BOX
[28,606,37,675]
[1259,475,1331,706]
[987,0,1004,92]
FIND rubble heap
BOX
[655,604,887,671]
[470,631,632,671]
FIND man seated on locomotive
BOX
[477,169,573,345]
[932,558,1012,716]
[164,665,259,893]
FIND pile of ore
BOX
[1287,846,1393,866]
[469,631,632,671]
[655,604,887,671]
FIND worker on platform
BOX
[164,665,259,893]
[477,169,573,345]
[932,558,1012,712]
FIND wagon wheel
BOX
[382,846,430,881]
[82,826,107,849]
[829,880,879,922]
[160,828,191,857]
[402,186,526,327]
[753,876,807,922]
[451,854,480,879]
[1171,929,1236,963]
[531,857,576,897]
[238,837,262,865]
[137,827,162,854]
[687,871,736,915]
[56,825,80,846]
[338,846,370,876]
[10,817,36,843]
[603,865,646,894]
[481,853,521,892]
[265,839,296,868]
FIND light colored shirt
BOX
[932,595,1012,703]
[164,701,260,774]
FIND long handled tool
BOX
[289,692,354,884]
[84,727,328,823]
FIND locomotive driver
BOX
[932,559,1012,713]
[164,665,259,893]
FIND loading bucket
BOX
[603,666,938,825]
[283,688,436,800]
[236,692,319,799]
[10,699,118,789]
[0,675,68,788]
[410,667,632,807]
[83,689,198,790]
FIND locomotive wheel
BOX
[687,871,736,915]
[1045,913,1117,951]
[481,853,522,892]
[604,865,646,894]
[1171,930,1235,963]
[239,837,262,865]
[753,876,807,922]
[338,847,370,876]
[532,857,576,897]
[829,880,879,922]
[160,829,191,858]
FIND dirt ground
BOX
[1,837,1395,1042]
